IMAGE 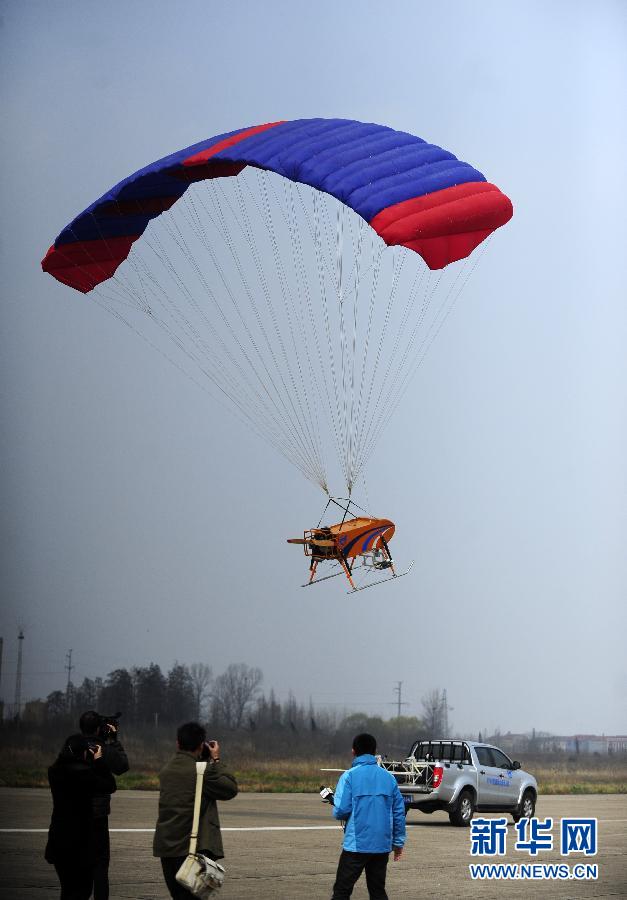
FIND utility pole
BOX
[392,682,409,751]
[393,681,407,720]
[0,636,4,721]
[65,649,74,712]
[440,689,453,736]
[441,689,449,736]
[14,630,24,720]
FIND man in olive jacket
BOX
[154,722,238,899]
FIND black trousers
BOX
[92,820,110,900]
[53,861,94,900]
[161,853,218,900]
[331,850,390,900]
[52,822,109,900]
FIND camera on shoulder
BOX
[80,709,122,743]
[97,712,122,742]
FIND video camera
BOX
[319,785,334,805]
[95,711,122,743]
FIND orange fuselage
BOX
[302,516,395,562]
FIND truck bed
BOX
[380,757,435,792]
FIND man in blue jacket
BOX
[330,732,406,899]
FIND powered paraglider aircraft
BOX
[42,118,512,591]
[287,497,412,592]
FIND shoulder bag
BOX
[175,761,225,897]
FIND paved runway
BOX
[0,789,625,898]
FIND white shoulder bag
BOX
[175,761,225,897]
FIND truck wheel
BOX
[512,790,536,823]
[449,789,474,827]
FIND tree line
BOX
[45,662,263,729]
[24,663,451,756]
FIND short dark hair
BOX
[353,732,377,756]
[177,721,206,751]
[79,710,101,735]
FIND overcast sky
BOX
[1,0,626,738]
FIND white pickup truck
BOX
[381,739,538,827]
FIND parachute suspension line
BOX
[129,235,216,361]
[359,240,491,474]
[185,185,310,456]
[126,237,265,423]
[354,262,438,475]
[279,177,331,491]
[90,285,315,479]
[247,174,326,487]
[86,208,243,404]
[131,230,315,477]
[179,190,297,427]
[294,183,336,288]
[352,233,385,486]
[91,252,319,481]
[178,185,325,487]
[345,218,366,495]
[260,175,343,491]
[137,198,324,487]
[220,177,329,491]
[405,238,491,392]
[297,183,352,493]
[312,189,345,492]
[142,222,286,434]
[372,265,428,421]
[225,177,327,489]
[215,177,319,466]
[350,249,405,483]
[335,203,350,492]
[351,265,426,473]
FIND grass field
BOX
[1,746,626,794]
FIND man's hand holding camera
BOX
[87,743,103,762]
[200,740,220,762]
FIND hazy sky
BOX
[2,0,626,738]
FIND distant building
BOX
[485,732,627,754]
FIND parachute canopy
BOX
[42,118,512,292]
[42,118,513,496]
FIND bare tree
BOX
[421,688,447,737]
[189,663,213,720]
[211,663,262,729]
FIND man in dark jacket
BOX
[329,732,406,900]
[154,721,238,899]
[79,710,129,900]
[45,733,117,900]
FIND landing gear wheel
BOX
[512,789,536,823]
[448,789,475,827]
